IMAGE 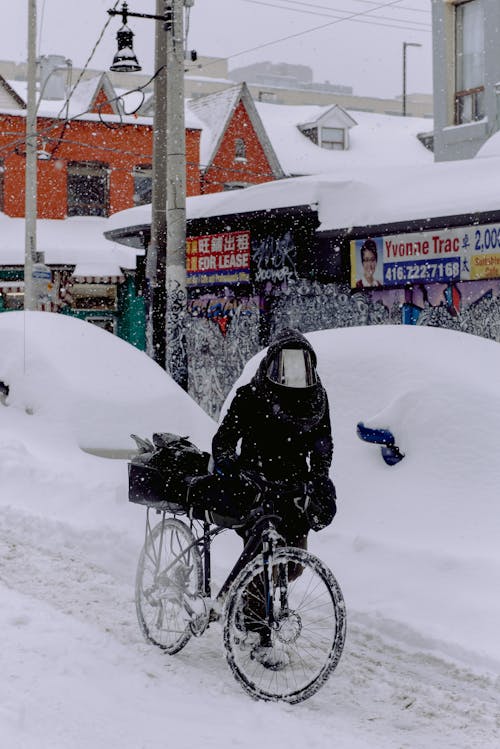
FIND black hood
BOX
[251,328,327,430]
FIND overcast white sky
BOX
[3,0,432,99]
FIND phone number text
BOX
[384,258,461,285]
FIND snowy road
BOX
[1,505,498,749]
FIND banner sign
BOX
[350,222,500,289]
[187,230,251,286]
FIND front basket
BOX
[128,462,186,513]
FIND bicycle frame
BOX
[143,507,285,621]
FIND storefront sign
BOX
[350,222,500,289]
[186,230,251,286]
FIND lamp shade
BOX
[110,24,141,73]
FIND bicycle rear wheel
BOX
[223,547,346,703]
[135,517,202,654]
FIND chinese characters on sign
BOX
[350,222,500,289]
[187,231,251,286]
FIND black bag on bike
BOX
[128,432,210,512]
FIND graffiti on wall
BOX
[187,290,260,418]
[188,293,259,337]
[252,231,297,284]
[166,275,188,390]
[186,273,500,418]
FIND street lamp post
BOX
[24,0,37,310]
[402,41,422,117]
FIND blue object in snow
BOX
[356,422,405,466]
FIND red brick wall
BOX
[0,114,201,219]
[201,101,275,194]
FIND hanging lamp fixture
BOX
[109,3,142,72]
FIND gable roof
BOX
[4,73,122,119]
[0,74,26,109]
[187,82,284,178]
[297,103,357,132]
[62,73,121,117]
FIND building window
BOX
[223,182,248,191]
[71,283,117,311]
[320,127,345,150]
[67,161,109,217]
[133,164,152,206]
[234,138,247,162]
[455,0,485,124]
[301,126,346,150]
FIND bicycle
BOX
[132,477,347,704]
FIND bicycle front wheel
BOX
[135,517,202,654]
[223,547,346,703]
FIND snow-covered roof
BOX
[475,130,500,159]
[255,101,433,176]
[0,213,141,269]
[108,152,500,239]
[2,76,202,130]
[182,155,500,232]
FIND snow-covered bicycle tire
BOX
[135,517,202,655]
[223,547,346,704]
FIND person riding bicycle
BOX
[190,328,336,668]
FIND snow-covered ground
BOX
[1,312,499,748]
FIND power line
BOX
[242,0,431,31]
[280,0,430,17]
[55,0,121,121]
[354,0,429,14]
[193,0,429,77]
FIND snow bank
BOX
[226,325,500,672]
[0,311,215,452]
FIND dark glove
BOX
[304,477,337,531]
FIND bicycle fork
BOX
[262,527,289,632]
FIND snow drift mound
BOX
[0,311,215,451]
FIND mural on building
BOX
[187,289,260,418]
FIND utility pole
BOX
[147,0,168,365]
[165,0,188,389]
[24,0,37,311]
[108,1,189,388]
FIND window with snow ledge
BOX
[455,0,485,125]
[234,138,247,162]
[300,125,346,150]
[320,126,345,150]
[67,161,109,217]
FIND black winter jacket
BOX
[212,330,334,485]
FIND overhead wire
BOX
[241,0,431,32]
[191,0,430,78]
[276,0,430,17]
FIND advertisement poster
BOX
[187,230,251,286]
[350,222,500,289]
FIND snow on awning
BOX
[0,281,24,293]
[71,263,125,284]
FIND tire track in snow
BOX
[0,507,499,748]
